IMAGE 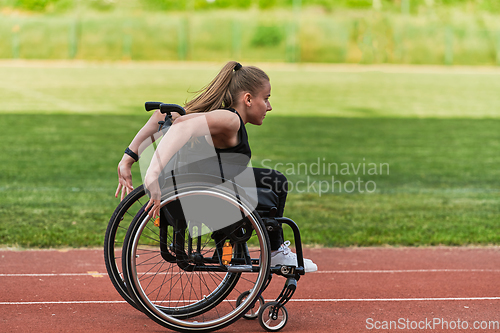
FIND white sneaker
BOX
[270,241,318,273]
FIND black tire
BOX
[122,181,271,332]
[258,302,288,332]
[104,185,148,311]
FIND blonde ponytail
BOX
[184,61,269,114]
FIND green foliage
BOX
[478,0,500,13]
[2,10,500,65]
[141,0,186,11]
[345,0,372,8]
[5,0,73,12]
[438,0,469,5]
[13,0,51,11]
[198,0,253,10]
[4,0,500,12]
[258,0,277,9]
[88,0,116,11]
[141,0,251,11]
[251,24,284,47]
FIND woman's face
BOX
[247,80,272,126]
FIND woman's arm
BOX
[144,110,239,218]
[115,110,168,201]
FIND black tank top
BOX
[214,107,251,163]
[179,108,251,179]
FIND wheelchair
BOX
[104,103,307,332]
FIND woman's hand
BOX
[171,112,182,122]
[144,173,161,218]
[145,198,161,219]
[115,155,135,201]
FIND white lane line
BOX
[0,272,108,277]
[2,269,499,277]
[0,301,127,305]
[315,269,500,274]
[2,297,500,305]
[291,297,500,302]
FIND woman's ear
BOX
[243,92,252,107]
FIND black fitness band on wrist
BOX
[124,147,139,162]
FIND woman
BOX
[115,61,317,272]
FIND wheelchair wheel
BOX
[122,183,271,332]
[104,185,149,310]
[259,302,288,332]
[236,290,265,320]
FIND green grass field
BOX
[0,61,499,248]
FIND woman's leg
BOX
[252,168,287,251]
[251,168,318,272]
[252,167,288,217]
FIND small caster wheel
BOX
[258,301,288,332]
[236,290,265,320]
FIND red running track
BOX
[2,247,500,332]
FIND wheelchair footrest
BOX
[270,265,303,279]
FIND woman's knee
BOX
[272,170,288,194]
[253,167,288,193]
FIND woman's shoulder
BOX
[174,109,239,136]
[174,109,239,133]
[207,109,241,131]
[175,109,236,122]
[211,108,237,114]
